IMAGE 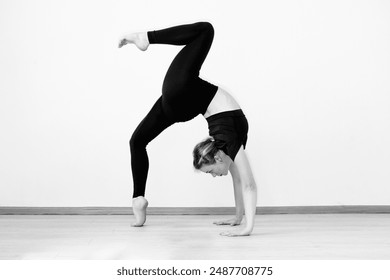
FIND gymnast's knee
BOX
[129,132,146,153]
[196,22,214,35]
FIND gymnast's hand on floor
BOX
[213,217,242,226]
[220,228,252,237]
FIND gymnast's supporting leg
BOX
[129,97,173,226]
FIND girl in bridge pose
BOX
[119,22,257,236]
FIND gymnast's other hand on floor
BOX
[220,228,252,237]
[213,217,242,226]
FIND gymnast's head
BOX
[193,137,232,177]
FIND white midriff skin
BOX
[203,87,241,118]
[119,32,257,235]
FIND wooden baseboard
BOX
[0,206,389,215]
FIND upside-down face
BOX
[199,151,231,177]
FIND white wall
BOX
[0,0,389,207]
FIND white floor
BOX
[0,214,389,260]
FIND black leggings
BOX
[130,22,218,198]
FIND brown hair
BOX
[193,137,219,169]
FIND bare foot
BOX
[132,196,148,227]
[118,32,149,51]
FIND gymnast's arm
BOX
[221,146,257,236]
[213,164,244,226]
